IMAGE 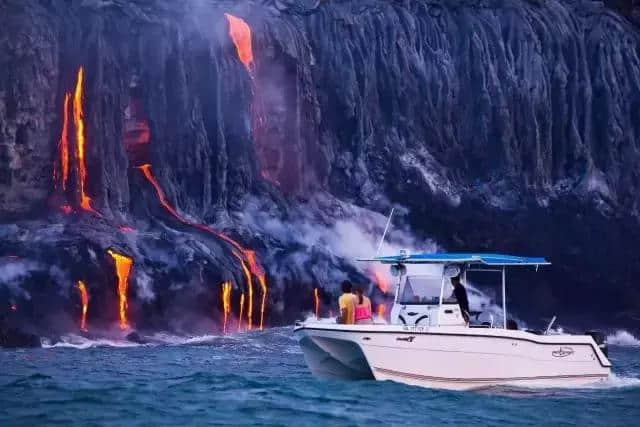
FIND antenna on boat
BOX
[375,208,395,257]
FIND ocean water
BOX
[1,327,639,426]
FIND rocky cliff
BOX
[1,0,639,339]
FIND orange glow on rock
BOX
[224,13,254,70]
[73,67,97,214]
[314,288,320,320]
[221,281,232,334]
[54,93,71,191]
[77,280,89,332]
[238,293,245,332]
[107,250,133,330]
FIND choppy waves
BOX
[607,330,640,347]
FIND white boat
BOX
[294,252,611,391]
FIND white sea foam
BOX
[607,330,640,347]
[580,373,640,390]
[41,334,141,349]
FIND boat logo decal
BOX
[397,336,415,343]
[552,347,574,358]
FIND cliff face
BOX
[1,0,639,336]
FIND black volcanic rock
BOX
[0,0,639,334]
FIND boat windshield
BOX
[399,275,442,305]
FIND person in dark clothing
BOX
[451,275,470,323]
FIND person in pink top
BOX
[354,287,373,324]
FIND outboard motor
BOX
[585,331,608,357]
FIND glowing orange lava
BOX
[77,280,89,332]
[377,304,386,319]
[137,163,269,329]
[224,13,254,71]
[107,250,133,330]
[54,93,71,191]
[314,288,320,320]
[221,281,232,334]
[73,67,97,213]
[238,293,245,332]
[372,270,389,294]
[239,260,253,330]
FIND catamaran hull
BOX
[294,325,611,391]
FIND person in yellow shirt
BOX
[338,280,356,324]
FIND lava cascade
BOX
[238,293,245,331]
[73,67,97,213]
[137,163,268,330]
[221,281,232,334]
[224,13,272,184]
[239,260,254,330]
[54,93,70,191]
[224,13,254,70]
[77,280,89,332]
[314,288,319,320]
[107,250,133,330]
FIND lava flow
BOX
[77,280,89,332]
[377,304,386,319]
[239,260,254,330]
[54,93,71,191]
[372,270,389,294]
[221,281,232,334]
[224,13,254,71]
[314,288,320,320]
[73,67,97,213]
[107,250,133,330]
[238,293,245,331]
[137,163,269,330]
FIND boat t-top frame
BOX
[361,252,551,329]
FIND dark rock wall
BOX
[1,0,639,331]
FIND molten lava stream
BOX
[224,13,254,72]
[54,93,71,191]
[238,293,245,332]
[372,270,389,294]
[73,67,98,214]
[137,163,270,329]
[107,250,133,330]
[77,280,89,332]
[239,260,253,330]
[377,304,386,319]
[221,281,232,334]
[314,288,320,320]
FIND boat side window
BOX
[399,275,441,305]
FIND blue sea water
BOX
[1,327,639,426]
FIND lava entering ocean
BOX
[238,293,245,332]
[107,250,133,330]
[77,280,89,332]
[221,281,232,334]
[137,163,269,330]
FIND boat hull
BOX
[294,324,611,391]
